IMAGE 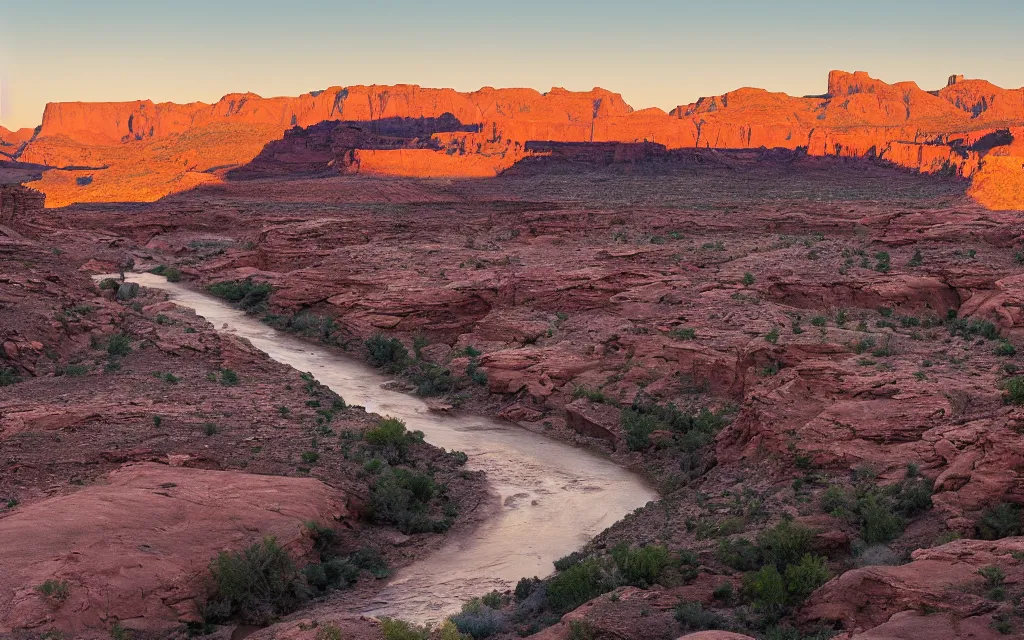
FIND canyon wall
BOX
[13,71,1024,208]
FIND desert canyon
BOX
[2,69,1024,640]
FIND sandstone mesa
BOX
[5,70,1023,209]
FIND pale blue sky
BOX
[3,0,1023,129]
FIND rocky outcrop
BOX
[0,463,349,635]
[802,537,1024,638]
[0,184,45,222]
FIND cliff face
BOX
[16,71,1024,209]
[0,184,45,223]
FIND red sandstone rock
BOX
[802,537,1024,638]
[0,463,349,636]
[14,71,1024,209]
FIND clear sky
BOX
[3,0,1023,130]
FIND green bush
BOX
[610,544,671,587]
[674,601,725,631]
[995,341,1017,357]
[407,362,455,396]
[450,599,507,639]
[98,277,120,290]
[107,334,132,356]
[1002,377,1024,405]
[365,334,409,371]
[822,471,932,545]
[164,267,182,282]
[208,278,272,312]
[36,579,70,600]
[547,559,610,613]
[365,417,419,462]
[668,327,697,340]
[206,536,305,624]
[220,368,239,385]
[0,367,20,387]
[302,557,359,592]
[380,618,431,640]
[369,467,443,534]
[742,272,755,286]
[948,317,999,341]
[765,327,780,344]
[567,620,597,640]
[573,386,607,403]
[783,554,830,601]
[717,537,761,571]
[976,503,1024,540]
[515,577,540,601]
[756,520,815,571]
[620,401,730,452]
[744,564,787,619]
[553,550,585,571]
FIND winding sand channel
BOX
[112,273,658,623]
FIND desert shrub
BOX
[1001,377,1024,405]
[820,486,850,515]
[207,279,272,312]
[567,620,597,640]
[480,591,502,609]
[783,554,830,601]
[450,599,507,639]
[713,581,734,602]
[976,503,1024,540]
[450,450,468,465]
[164,267,182,282]
[205,536,305,624]
[744,564,787,619]
[610,543,671,587]
[573,386,607,403]
[316,624,343,640]
[302,557,359,592]
[948,317,999,340]
[874,251,891,273]
[407,362,455,396]
[553,550,585,571]
[547,559,610,613]
[0,368,20,387]
[220,368,239,385]
[765,327,780,344]
[515,577,540,601]
[668,327,697,340]
[620,401,730,452]
[106,333,135,360]
[858,494,905,544]
[369,467,443,534]
[823,470,932,545]
[995,341,1017,357]
[380,618,430,640]
[364,417,420,462]
[365,334,409,371]
[621,408,664,451]
[674,601,725,631]
[98,277,120,290]
[756,520,815,572]
[36,579,70,600]
[742,272,755,286]
[717,537,761,571]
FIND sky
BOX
[2,0,1024,130]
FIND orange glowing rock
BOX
[9,71,1024,210]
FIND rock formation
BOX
[12,71,1024,209]
[0,184,45,223]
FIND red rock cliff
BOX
[17,71,1024,209]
